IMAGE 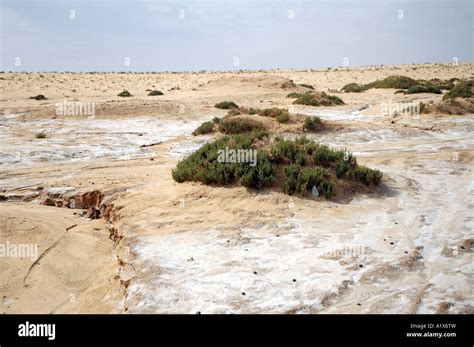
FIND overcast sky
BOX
[1,0,473,71]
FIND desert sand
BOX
[0,63,473,313]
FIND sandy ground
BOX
[0,63,473,313]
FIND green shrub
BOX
[276,112,290,123]
[117,90,132,97]
[258,108,289,118]
[172,135,275,190]
[226,108,241,116]
[293,92,317,106]
[296,167,325,194]
[303,116,322,131]
[305,142,317,155]
[236,151,276,189]
[29,94,47,100]
[35,131,47,138]
[218,118,265,134]
[293,92,344,106]
[285,165,334,198]
[215,101,239,109]
[364,75,417,89]
[173,136,381,198]
[272,138,297,162]
[192,121,214,135]
[312,145,344,167]
[294,150,307,165]
[352,165,383,185]
[294,136,311,146]
[318,180,335,199]
[283,164,301,195]
[420,98,474,115]
[341,83,365,93]
[238,107,261,115]
[148,90,163,96]
[299,83,314,90]
[287,92,302,98]
[404,85,442,94]
[442,80,473,100]
[425,78,456,90]
[336,160,351,178]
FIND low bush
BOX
[403,85,442,94]
[351,165,383,185]
[29,94,47,100]
[192,121,214,136]
[276,112,290,123]
[312,144,345,167]
[303,116,322,131]
[318,180,336,199]
[272,138,298,163]
[218,118,266,134]
[215,101,239,109]
[173,136,382,198]
[341,83,365,93]
[283,164,301,195]
[364,75,418,89]
[296,167,325,194]
[283,165,334,198]
[226,108,241,116]
[148,90,163,96]
[421,98,474,115]
[172,134,275,189]
[299,83,314,90]
[343,76,461,93]
[117,90,132,97]
[424,78,456,90]
[258,107,289,118]
[287,92,302,98]
[442,80,473,100]
[35,131,47,138]
[293,92,344,106]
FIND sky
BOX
[0,0,473,72]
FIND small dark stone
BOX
[357,303,361,306]
[241,292,246,296]
[253,271,257,275]
[390,242,394,245]
[196,311,201,315]
[292,279,297,282]
[359,264,363,268]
